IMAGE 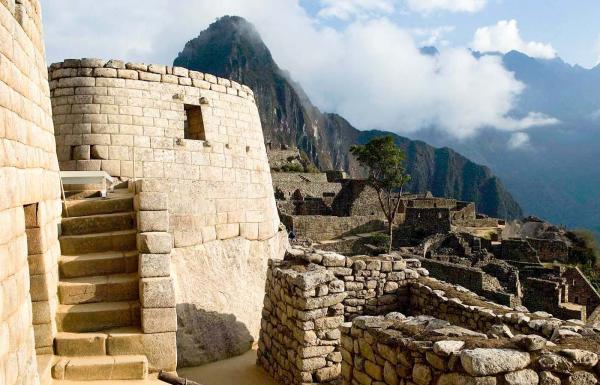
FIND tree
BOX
[350,136,411,252]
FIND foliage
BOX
[567,229,600,290]
[350,136,411,252]
[567,229,600,267]
[369,233,391,249]
[299,150,320,173]
[280,163,304,173]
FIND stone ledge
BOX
[48,58,254,100]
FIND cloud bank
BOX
[472,19,556,59]
[405,0,487,14]
[40,0,555,140]
[317,0,395,20]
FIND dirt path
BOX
[177,350,279,385]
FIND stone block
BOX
[137,232,172,254]
[137,211,169,232]
[142,308,177,333]
[134,192,168,211]
[139,253,171,278]
[107,331,176,371]
[216,223,239,240]
[72,145,91,160]
[140,277,175,308]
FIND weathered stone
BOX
[433,340,465,356]
[437,373,497,385]
[461,349,530,376]
[504,369,539,385]
[560,349,599,368]
[567,372,598,385]
[539,371,561,385]
[538,353,574,373]
[511,334,547,351]
[413,364,432,385]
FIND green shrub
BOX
[281,163,304,172]
[369,233,391,249]
[567,229,600,267]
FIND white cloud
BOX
[317,0,394,20]
[412,26,455,47]
[471,19,556,59]
[40,0,556,140]
[405,0,487,14]
[508,132,531,150]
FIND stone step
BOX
[59,251,138,278]
[56,301,140,333]
[58,273,139,305]
[60,229,137,255]
[54,332,107,356]
[52,355,148,380]
[64,190,102,200]
[62,211,135,236]
[64,195,133,217]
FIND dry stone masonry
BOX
[258,247,600,385]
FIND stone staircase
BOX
[52,187,149,381]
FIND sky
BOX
[40,0,600,146]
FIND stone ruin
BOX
[416,221,600,323]
[256,247,600,385]
[2,1,600,385]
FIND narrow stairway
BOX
[52,187,148,381]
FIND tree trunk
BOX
[387,219,393,253]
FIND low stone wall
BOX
[410,278,595,339]
[342,315,600,385]
[257,248,426,384]
[257,261,346,384]
[418,258,517,307]
[281,214,384,241]
[258,247,600,385]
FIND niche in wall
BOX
[184,104,205,140]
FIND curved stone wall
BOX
[49,59,287,366]
[1,1,62,384]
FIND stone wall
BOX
[258,248,600,385]
[272,172,341,200]
[563,267,600,316]
[1,1,62,384]
[257,248,425,384]
[49,58,287,366]
[522,277,585,321]
[528,237,570,263]
[342,314,600,385]
[281,213,385,241]
[417,258,517,307]
[404,207,452,236]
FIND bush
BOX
[369,233,391,249]
[280,163,304,172]
[567,229,600,267]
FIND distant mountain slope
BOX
[418,51,600,234]
[173,16,523,219]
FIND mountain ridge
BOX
[173,15,523,219]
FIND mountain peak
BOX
[174,15,278,83]
[172,18,523,219]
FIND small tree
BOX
[350,136,411,252]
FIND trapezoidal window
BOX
[184,104,205,140]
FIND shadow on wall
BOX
[176,304,254,368]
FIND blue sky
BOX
[299,0,600,68]
[40,0,598,144]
